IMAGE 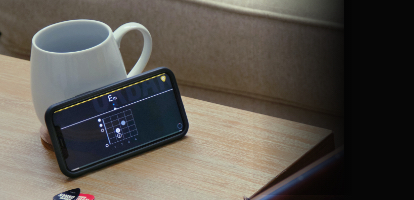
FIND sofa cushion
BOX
[0,0,344,116]
[189,0,343,25]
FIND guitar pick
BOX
[53,188,80,200]
[77,193,95,200]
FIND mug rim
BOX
[32,19,113,55]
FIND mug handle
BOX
[113,22,152,78]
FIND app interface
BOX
[52,73,184,171]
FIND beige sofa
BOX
[0,0,344,147]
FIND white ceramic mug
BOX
[30,19,152,130]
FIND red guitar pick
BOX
[77,193,95,200]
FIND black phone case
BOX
[45,67,189,178]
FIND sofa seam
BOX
[177,0,344,30]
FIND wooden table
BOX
[0,54,334,199]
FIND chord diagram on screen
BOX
[101,109,138,145]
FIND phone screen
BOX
[51,73,185,171]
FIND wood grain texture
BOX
[0,54,332,199]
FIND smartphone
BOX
[45,67,189,177]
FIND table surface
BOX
[0,54,333,199]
